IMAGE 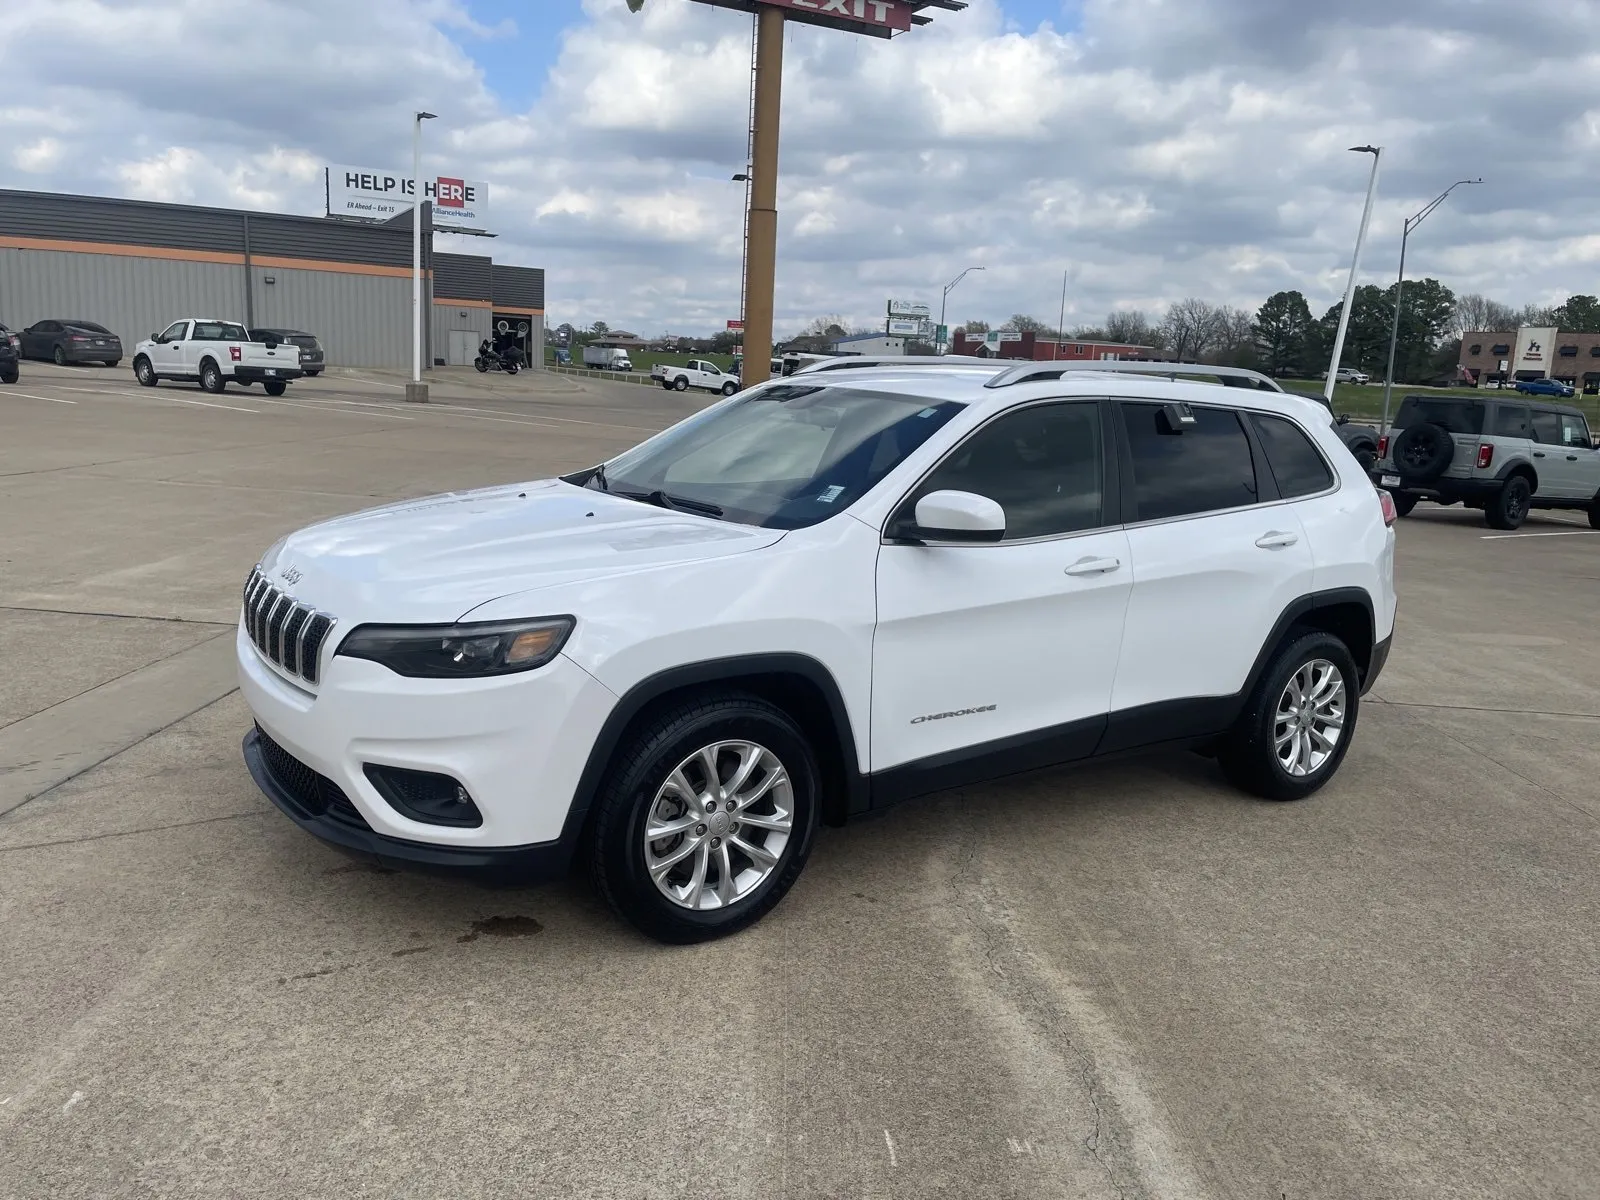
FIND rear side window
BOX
[1249,414,1334,497]
[1493,405,1531,438]
[1120,403,1258,521]
[1393,397,1484,435]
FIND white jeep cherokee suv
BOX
[239,360,1397,943]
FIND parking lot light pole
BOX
[408,110,437,404]
[1380,178,1481,432]
[939,266,984,354]
[1324,145,1382,405]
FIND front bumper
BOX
[236,623,618,862]
[234,364,305,383]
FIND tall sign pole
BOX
[743,6,785,386]
[649,1,967,387]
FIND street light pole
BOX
[408,110,436,404]
[1055,268,1069,361]
[939,266,984,354]
[1379,178,1481,432]
[1324,145,1382,405]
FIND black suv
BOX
[0,323,19,384]
[249,328,324,376]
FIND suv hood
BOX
[260,480,783,622]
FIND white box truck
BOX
[583,346,633,371]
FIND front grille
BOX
[243,567,335,684]
[256,725,369,830]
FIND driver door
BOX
[1530,409,1600,499]
[871,398,1130,781]
[151,321,189,375]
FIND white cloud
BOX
[3,0,1600,338]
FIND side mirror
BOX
[150,333,162,343]
[903,490,1006,543]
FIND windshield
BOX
[1393,397,1484,435]
[580,384,964,529]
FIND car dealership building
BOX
[0,187,544,370]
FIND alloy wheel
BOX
[643,740,793,911]
[1273,659,1346,777]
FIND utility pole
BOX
[741,6,784,387]
[408,110,437,403]
[1324,145,1382,405]
[1379,178,1481,432]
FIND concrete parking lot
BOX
[2,363,1597,1199]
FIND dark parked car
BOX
[249,328,324,376]
[0,323,19,384]
[20,319,122,366]
[1514,376,1575,398]
[1287,390,1380,469]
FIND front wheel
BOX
[263,379,287,396]
[1486,476,1531,530]
[474,357,489,373]
[1218,631,1360,802]
[53,345,67,366]
[0,366,17,385]
[588,693,821,943]
[1588,502,1600,530]
[200,360,225,393]
[1353,445,1376,472]
[134,356,158,387]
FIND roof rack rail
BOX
[790,355,998,375]
[982,360,1285,392]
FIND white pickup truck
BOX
[651,359,739,395]
[132,318,305,395]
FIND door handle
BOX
[1567,454,1579,461]
[1533,451,1546,458]
[1064,555,1121,576]
[1254,531,1299,549]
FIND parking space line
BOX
[162,396,258,414]
[253,398,413,420]
[4,390,77,404]
[1480,530,1599,540]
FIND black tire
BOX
[721,381,738,396]
[133,356,158,387]
[588,692,821,944]
[306,369,322,377]
[199,359,225,393]
[104,359,120,368]
[1588,501,1600,531]
[506,362,519,375]
[1218,631,1360,802]
[673,376,689,392]
[53,345,67,366]
[1485,475,1531,530]
[1391,422,1454,482]
[474,357,489,373]
[263,379,287,396]
[0,366,17,385]
[1352,444,1377,472]
[660,381,673,391]
[1392,492,1418,517]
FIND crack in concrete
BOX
[0,809,265,854]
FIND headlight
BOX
[336,616,575,678]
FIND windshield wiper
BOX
[589,463,610,492]
[645,490,724,518]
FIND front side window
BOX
[193,321,248,341]
[159,321,188,341]
[1121,403,1259,521]
[1493,405,1531,438]
[903,401,1104,540]
[589,384,963,529]
[1249,413,1333,498]
[1560,413,1592,447]
[1530,411,1562,445]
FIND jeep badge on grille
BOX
[279,565,303,585]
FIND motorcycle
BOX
[473,350,520,375]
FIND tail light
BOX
[1377,434,1389,457]
[1377,489,1397,526]
[69,335,88,342]
[1477,443,1494,469]
[229,345,242,362]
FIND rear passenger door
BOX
[1109,401,1316,740]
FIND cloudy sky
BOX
[3,0,1598,337]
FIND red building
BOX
[950,330,1155,361]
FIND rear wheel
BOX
[263,379,287,396]
[1218,631,1359,802]
[199,359,225,393]
[673,376,689,391]
[1485,476,1531,530]
[588,692,820,943]
[133,356,158,387]
[104,359,119,368]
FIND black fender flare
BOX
[1494,458,1538,489]
[1240,587,1378,703]
[564,653,868,845]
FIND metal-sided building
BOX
[0,188,544,370]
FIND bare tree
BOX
[1008,314,1054,335]
[960,319,990,334]
[1104,310,1154,346]
[1211,305,1257,366]
[800,314,848,339]
[1515,302,1557,328]
[1159,298,1227,361]
[1452,294,1517,337]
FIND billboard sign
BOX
[326,165,491,232]
[887,298,931,319]
[692,0,914,38]
[887,319,921,336]
[727,319,745,331]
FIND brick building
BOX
[950,329,1154,361]
[1459,325,1600,391]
